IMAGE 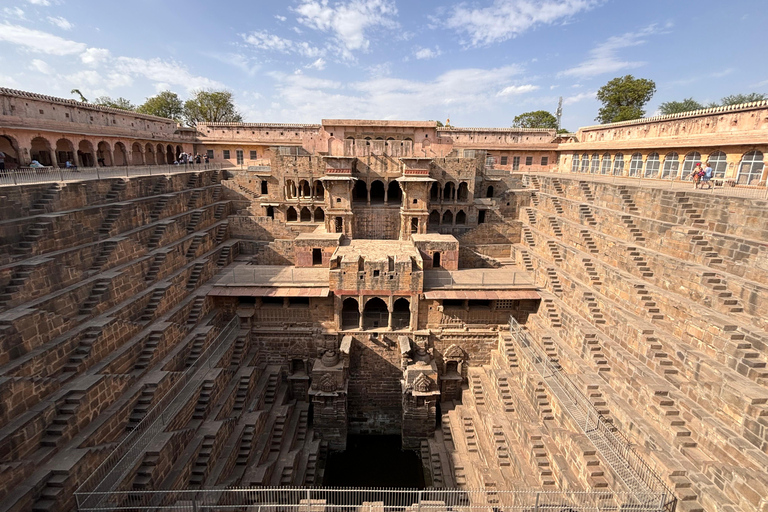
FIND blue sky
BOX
[0,0,766,130]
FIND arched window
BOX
[30,137,53,166]
[433,252,441,268]
[707,151,728,179]
[335,217,343,233]
[370,180,385,203]
[363,298,388,329]
[314,207,324,222]
[661,152,680,179]
[737,150,764,185]
[600,153,612,174]
[571,153,579,173]
[681,152,702,180]
[286,207,298,222]
[410,217,419,233]
[429,210,440,226]
[299,180,311,197]
[286,179,296,199]
[457,182,469,202]
[341,298,360,330]
[430,182,440,201]
[353,180,367,202]
[628,153,643,177]
[314,180,325,199]
[613,153,624,176]
[486,186,494,198]
[300,207,312,222]
[590,153,600,174]
[444,182,456,201]
[392,298,411,330]
[580,153,589,173]
[455,210,466,224]
[442,210,453,225]
[644,152,660,178]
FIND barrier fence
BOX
[0,163,222,186]
[75,316,240,509]
[520,170,768,200]
[508,318,676,512]
[76,487,672,512]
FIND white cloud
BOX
[242,30,323,58]
[414,46,441,60]
[306,57,326,70]
[444,0,599,47]
[210,52,260,76]
[0,23,86,55]
[3,7,26,19]
[80,47,110,65]
[113,57,224,91]
[497,84,539,96]
[275,14,287,21]
[292,0,398,56]
[26,0,51,5]
[563,91,596,105]
[47,16,72,30]
[559,24,668,78]
[29,58,54,74]
[0,74,18,87]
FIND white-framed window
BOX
[590,154,599,174]
[737,150,764,185]
[600,153,612,174]
[628,153,643,177]
[236,149,244,165]
[613,153,624,176]
[660,152,679,179]
[512,156,520,170]
[707,151,728,179]
[571,153,579,173]
[681,152,702,179]
[644,152,660,178]
[580,153,589,173]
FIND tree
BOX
[595,75,656,124]
[720,93,767,105]
[137,91,184,120]
[434,120,444,127]
[93,96,136,111]
[70,89,88,102]
[183,90,242,126]
[557,128,571,134]
[512,110,558,129]
[659,97,704,115]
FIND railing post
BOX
[417,490,422,512]
[534,492,540,512]
[11,170,17,185]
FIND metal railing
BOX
[423,271,531,289]
[520,169,768,200]
[75,316,240,509]
[0,163,221,187]
[76,486,671,511]
[508,317,676,512]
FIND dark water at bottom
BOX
[323,435,425,489]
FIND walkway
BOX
[0,163,220,187]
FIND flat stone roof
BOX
[213,264,329,287]
[295,232,343,241]
[333,239,421,262]
[411,234,459,243]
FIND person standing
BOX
[690,162,702,189]
[701,162,713,189]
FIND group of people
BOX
[174,152,208,166]
[689,162,714,189]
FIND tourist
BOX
[701,163,713,189]
[690,163,702,188]
[0,150,5,172]
[195,154,201,164]
[65,160,78,171]
[204,153,209,164]
[29,159,43,168]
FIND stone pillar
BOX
[309,342,350,451]
[387,296,393,331]
[358,297,364,330]
[400,337,440,450]
[367,183,371,206]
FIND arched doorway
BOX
[428,210,440,228]
[430,182,440,201]
[286,206,298,222]
[410,217,419,233]
[341,298,360,330]
[300,206,312,222]
[314,207,325,222]
[166,145,174,164]
[266,206,274,219]
[156,144,165,165]
[444,182,455,201]
[353,180,367,202]
[486,186,494,198]
[314,181,325,199]
[442,210,453,225]
[363,297,388,329]
[286,179,297,199]
[131,142,144,165]
[0,135,20,168]
[387,181,402,205]
[433,252,441,268]
[299,180,311,198]
[392,298,410,330]
[457,182,469,202]
[175,145,182,161]
[144,143,156,165]
[113,142,128,166]
[455,210,466,225]
[30,137,53,166]
[370,180,385,203]
[97,141,113,166]
[55,138,75,167]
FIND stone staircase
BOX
[135,332,162,370]
[149,195,170,221]
[186,262,205,290]
[626,247,654,277]
[186,235,204,259]
[545,268,563,295]
[147,223,168,249]
[79,279,111,315]
[581,258,602,286]
[40,391,85,447]
[126,384,158,430]
[145,252,167,282]
[99,204,125,236]
[579,181,595,201]
[579,229,599,254]
[578,204,597,226]
[62,328,101,373]
[187,211,203,233]
[140,286,168,322]
[617,186,639,213]
[90,239,119,271]
[105,179,127,201]
[547,216,563,237]
[620,215,646,243]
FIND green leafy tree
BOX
[93,96,136,111]
[137,91,184,120]
[512,110,558,129]
[720,93,767,105]
[659,97,704,115]
[70,89,88,102]
[183,90,243,126]
[434,120,444,127]
[557,128,571,134]
[595,75,656,124]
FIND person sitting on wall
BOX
[29,160,44,168]
[97,157,105,166]
[65,160,78,171]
